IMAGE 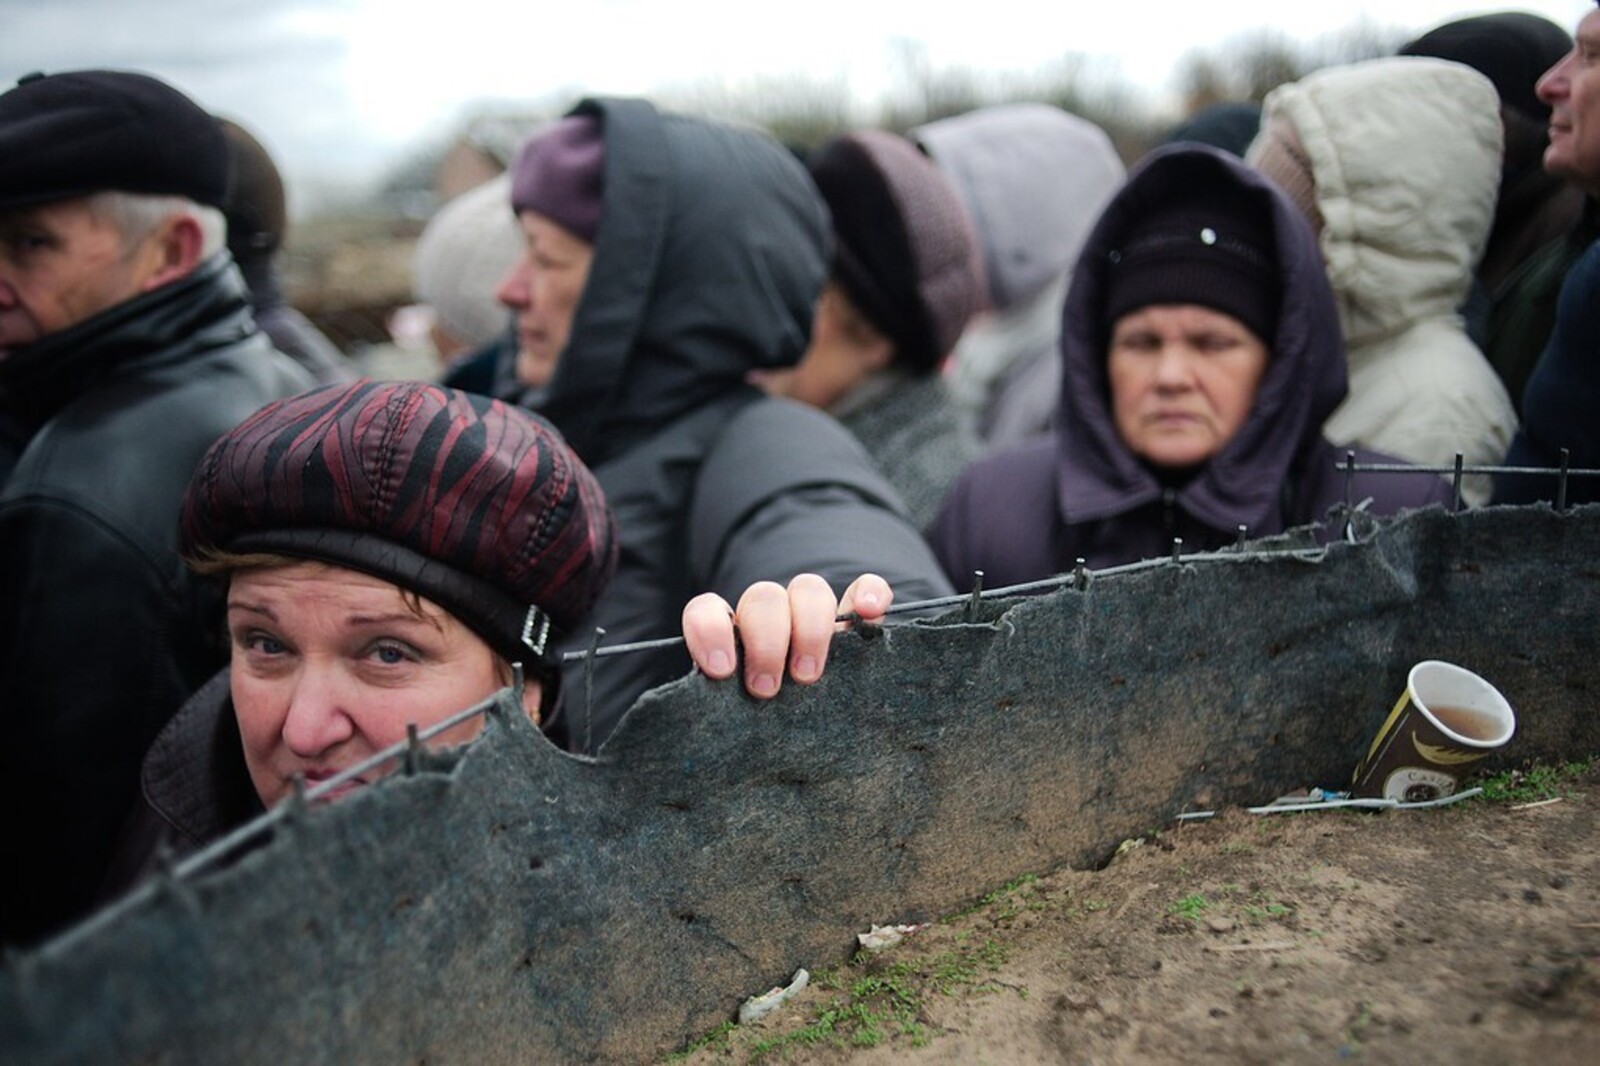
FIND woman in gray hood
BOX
[496,98,953,752]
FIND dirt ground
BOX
[676,762,1600,1064]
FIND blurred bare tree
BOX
[878,38,993,130]
[656,75,855,152]
[291,16,1433,355]
[1176,17,1409,109]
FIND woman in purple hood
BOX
[929,145,1451,587]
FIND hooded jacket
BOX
[1496,236,1600,506]
[929,146,1453,588]
[915,104,1127,449]
[531,99,952,753]
[0,253,313,945]
[1254,57,1517,505]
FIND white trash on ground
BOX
[737,968,810,1025]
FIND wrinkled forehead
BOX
[1580,7,1600,46]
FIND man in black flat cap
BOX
[0,70,312,946]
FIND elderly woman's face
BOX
[227,562,533,808]
[494,211,594,390]
[1107,304,1269,469]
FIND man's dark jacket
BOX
[1496,235,1600,506]
[0,254,312,946]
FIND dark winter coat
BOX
[99,670,264,898]
[238,257,355,386]
[930,147,1453,588]
[530,98,953,753]
[1496,237,1600,507]
[1476,175,1587,413]
[0,254,313,946]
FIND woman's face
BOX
[494,211,594,390]
[750,283,892,409]
[1107,304,1269,470]
[227,562,537,808]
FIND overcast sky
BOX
[1,1,1589,211]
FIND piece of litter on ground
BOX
[738,968,809,1025]
[857,923,926,952]
[1247,787,1482,815]
[1206,941,1298,953]
[1175,810,1216,821]
[1510,797,1564,811]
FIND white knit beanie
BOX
[412,173,523,351]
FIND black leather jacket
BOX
[0,254,312,946]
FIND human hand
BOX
[680,573,891,699]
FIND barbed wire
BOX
[1343,446,1598,514]
[35,455,1595,961]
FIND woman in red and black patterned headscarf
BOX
[99,377,617,882]
[99,376,893,909]
[175,378,618,809]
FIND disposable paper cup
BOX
[1350,660,1516,801]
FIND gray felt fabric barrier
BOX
[2,503,1596,1063]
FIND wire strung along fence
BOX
[4,457,1599,1064]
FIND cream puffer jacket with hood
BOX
[1253,57,1517,505]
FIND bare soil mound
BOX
[679,762,1600,1064]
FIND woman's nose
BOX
[280,666,356,758]
[1151,345,1193,388]
[494,258,532,311]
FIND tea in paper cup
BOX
[1350,660,1515,801]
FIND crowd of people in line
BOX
[3,6,1599,949]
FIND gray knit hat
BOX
[808,130,987,372]
[413,173,522,351]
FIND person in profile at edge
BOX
[1496,2,1600,508]
[0,69,314,947]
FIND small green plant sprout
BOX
[739,932,1022,1059]
[1478,758,1594,803]
[980,873,1041,922]
[1241,893,1294,924]
[1171,893,1211,921]
[1339,999,1375,1058]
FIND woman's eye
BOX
[369,641,417,666]
[239,631,287,655]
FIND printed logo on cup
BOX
[1350,660,1516,801]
